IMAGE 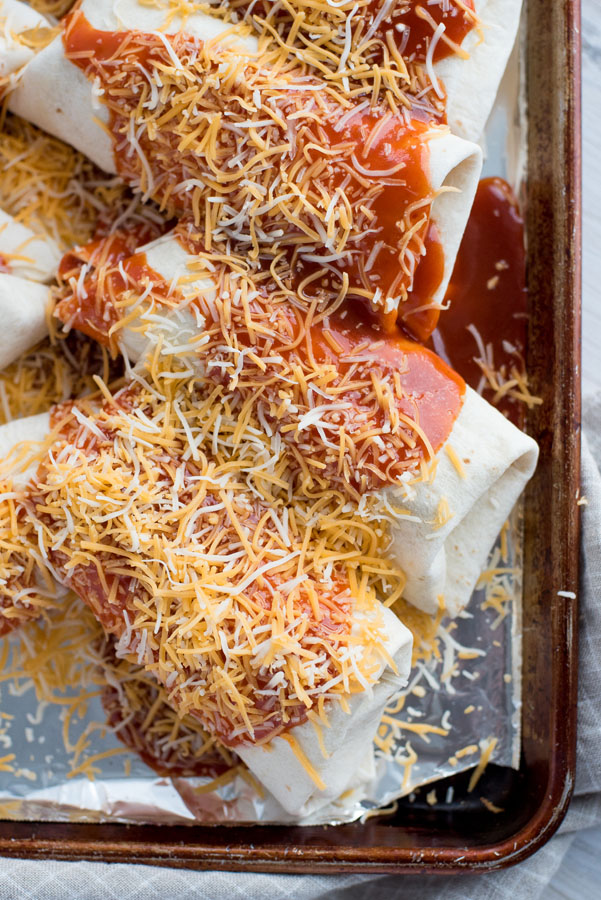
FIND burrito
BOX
[0,207,60,282]
[0,385,414,815]
[0,0,50,87]
[0,272,51,370]
[7,0,482,338]
[52,229,538,618]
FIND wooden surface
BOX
[543,0,601,896]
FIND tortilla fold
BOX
[0,208,61,283]
[437,0,524,142]
[0,410,50,488]
[382,386,538,617]
[0,273,50,370]
[427,132,482,311]
[0,0,49,82]
[237,605,412,817]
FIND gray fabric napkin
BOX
[0,402,599,899]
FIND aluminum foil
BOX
[0,21,528,828]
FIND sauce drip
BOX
[0,254,10,274]
[433,177,527,421]
[397,220,446,340]
[56,232,168,349]
[314,112,445,332]
[380,0,477,63]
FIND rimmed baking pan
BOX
[0,0,581,872]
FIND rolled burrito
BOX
[0,396,414,815]
[0,0,50,85]
[0,272,51,370]
[53,230,538,619]
[0,207,61,282]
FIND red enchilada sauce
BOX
[56,231,169,350]
[0,255,10,274]
[383,0,477,62]
[306,303,464,467]
[433,177,527,421]
[313,113,445,337]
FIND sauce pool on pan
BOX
[432,177,528,422]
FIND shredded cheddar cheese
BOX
[0,115,165,252]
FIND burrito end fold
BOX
[0,273,51,371]
[384,386,539,618]
[237,605,413,818]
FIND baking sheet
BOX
[0,18,528,827]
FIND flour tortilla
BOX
[0,410,50,489]
[0,208,60,283]
[436,0,524,142]
[0,0,49,81]
[79,0,257,50]
[427,131,482,310]
[237,605,413,817]
[7,35,116,173]
[0,273,50,371]
[382,386,538,617]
